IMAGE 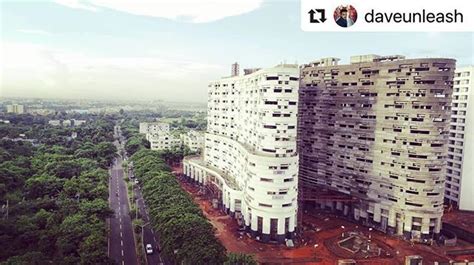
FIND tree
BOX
[79,199,113,220]
[224,253,258,265]
[1,251,49,265]
[45,160,82,179]
[25,175,63,199]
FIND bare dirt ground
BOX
[172,165,474,264]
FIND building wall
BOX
[6,104,25,114]
[181,131,205,152]
[445,66,474,211]
[184,64,300,243]
[147,133,181,150]
[139,122,170,134]
[298,56,455,240]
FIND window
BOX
[282,203,292,207]
[259,203,272,208]
[260,178,273,182]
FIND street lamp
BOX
[137,222,150,258]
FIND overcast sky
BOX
[1,0,473,102]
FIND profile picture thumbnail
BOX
[334,5,357,28]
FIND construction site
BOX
[173,164,474,264]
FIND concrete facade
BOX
[183,64,300,243]
[6,104,25,114]
[181,130,205,152]
[139,122,170,134]
[147,133,181,151]
[445,66,474,211]
[298,55,455,241]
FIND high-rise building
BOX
[231,62,239,77]
[445,66,474,211]
[6,104,25,114]
[298,55,455,241]
[183,64,300,243]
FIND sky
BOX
[0,0,473,103]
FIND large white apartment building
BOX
[183,64,300,243]
[445,66,474,211]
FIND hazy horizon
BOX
[1,0,473,102]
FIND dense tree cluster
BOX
[130,149,227,264]
[0,116,117,265]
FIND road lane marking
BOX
[121,240,123,246]
[153,237,157,243]
[120,224,122,230]
[120,232,123,238]
[121,250,124,256]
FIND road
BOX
[109,126,138,265]
[131,175,164,265]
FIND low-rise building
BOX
[147,133,181,151]
[72,119,86,126]
[139,122,170,134]
[6,104,25,114]
[181,130,205,152]
[48,120,61,126]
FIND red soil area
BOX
[171,164,474,264]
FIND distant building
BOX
[6,104,25,114]
[48,120,61,126]
[139,122,170,134]
[27,108,54,115]
[445,66,474,211]
[62,120,72,126]
[231,62,239,77]
[181,130,204,152]
[147,133,181,151]
[72,119,86,126]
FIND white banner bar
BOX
[301,0,473,32]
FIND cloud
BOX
[18,29,52,35]
[53,0,99,12]
[1,41,225,101]
[54,0,263,23]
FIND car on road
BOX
[134,179,139,184]
[146,244,153,254]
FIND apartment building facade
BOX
[139,122,170,134]
[147,133,181,151]
[183,64,300,243]
[181,130,205,152]
[298,55,455,241]
[445,66,474,211]
[6,104,25,114]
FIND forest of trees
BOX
[0,116,117,264]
